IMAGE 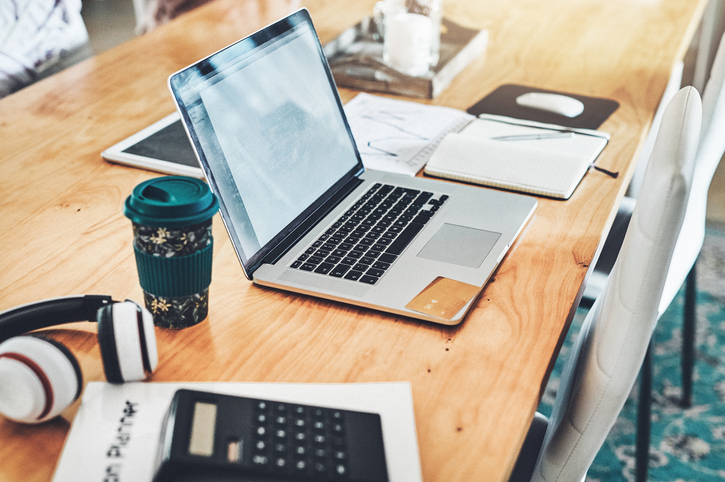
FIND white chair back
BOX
[531,86,701,482]
[627,60,684,199]
[659,33,725,315]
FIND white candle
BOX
[384,12,433,76]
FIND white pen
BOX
[490,132,576,141]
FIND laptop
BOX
[168,9,537,325]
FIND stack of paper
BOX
[344,92,473,176]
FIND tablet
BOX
[101,113,203,178]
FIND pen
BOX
[491,132,576,141]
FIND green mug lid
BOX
[124,176,219,227]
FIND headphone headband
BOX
[0,295,115,342]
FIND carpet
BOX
[537,227,725,481]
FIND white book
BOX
[425,114,610,199]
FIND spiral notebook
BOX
[424,114,610,199]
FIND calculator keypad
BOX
[251,400,350,479]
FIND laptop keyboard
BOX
[290,183,448,285]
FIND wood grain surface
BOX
[0,0,707,480]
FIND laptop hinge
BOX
[259,175,364,268]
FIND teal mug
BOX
[124,176,219,329]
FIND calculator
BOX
[152,389,389,482]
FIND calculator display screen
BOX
[188,402,217,457]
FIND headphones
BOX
[0,295,158,424]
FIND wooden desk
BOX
[0,0,707,480]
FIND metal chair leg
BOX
[682,262,697,408]
[636,342,653,482]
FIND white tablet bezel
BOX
[101,112,204,178]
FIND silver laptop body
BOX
[168,9,537,325]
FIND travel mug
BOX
[124,176,219,329]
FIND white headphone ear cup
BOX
[0,335,82,424]
[139,305,159,372]
[97,302,157,383]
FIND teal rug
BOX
[537,228,725,481]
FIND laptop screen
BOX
[169,9,364,277]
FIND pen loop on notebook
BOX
[589,163,619,178]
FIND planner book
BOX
[424,115,610,199]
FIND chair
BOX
[582,35,725,482]
[661,31,725,406]
[585,32,725,406]
[581,33,725,481]
[510,86,701,482]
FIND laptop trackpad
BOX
[417,223,501,269]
